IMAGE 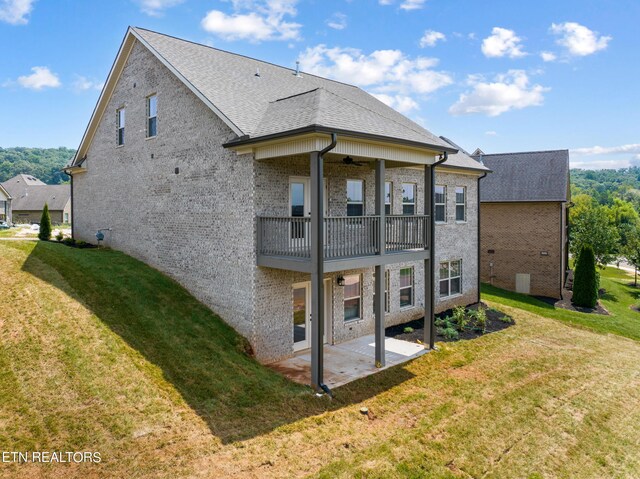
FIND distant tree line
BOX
[0,147,76,185]
[571,167,640,287]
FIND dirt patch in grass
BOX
[386,302,514,343]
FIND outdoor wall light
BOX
[337,275,345,286]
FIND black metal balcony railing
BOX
[258,215,429,260]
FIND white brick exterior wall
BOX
[73,39,481,363]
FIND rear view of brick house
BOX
[476,150,570,299]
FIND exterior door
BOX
[289,177,328,249]
[292,279,331,352]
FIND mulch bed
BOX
[385,302,514,344]
[534,288,609,315]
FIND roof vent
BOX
[294,61,301,77]
[255,67,260,77]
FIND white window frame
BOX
[402,183,416,216]
[347,179,364,217]
[399,267,415,309]
[435,185,447,223]
[373,269,391,314]
[385,181,392,215]
[116,107,125,146]
[455,186,466,222]
[146,94,157,138]
[343,274,362,322]
[439,260,462,298]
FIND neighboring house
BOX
[65,27,488,389]
[476,150,570,299]
[0,183,11,223]
[1,174,71,224]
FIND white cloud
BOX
[72,75,104,92]
[372,93,419,113]
[136,0,184,16]
[16,66,61,90]
[540,51,557,62]
[551,22,611,57]
[378,0,426,10]
[298,44,452,99]
[485,130,497,136]
[201,0,301,42]
[571,144,640,156]
[449,70,548,117]
[326,12,347,30]
[419,30,445,48]
[0,0,34,25]
[400,0,425,10]
[481,27,527,58]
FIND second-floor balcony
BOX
[257,214,430,272]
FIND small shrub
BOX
[62,237,76,247]
[441,327,459,340]
[38,203,51,241]
[403,326,414,334]
[499,314,514,324]
[452,306,470,330]
[76,240,88,248]
[55,232,64,242]
[472,308,488,332]
[573,245,598,308]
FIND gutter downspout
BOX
[313,133,337,397]
[427,152,449,349]
[477,170,488,304]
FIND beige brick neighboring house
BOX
[65,27,488,388]
[1,174,71,224]
[476,150,570,299]
[0,183,11,223]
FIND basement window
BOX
[147,94,157,138]
[344,274,362,321]
[116,108,125,146]
[400,267,415,308]
[440,260,462,298]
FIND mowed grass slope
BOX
[482,266,640,341]
[1,241,640,478]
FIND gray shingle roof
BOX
[438,137,490,172]
[476,150,570,202]
[1,175,70,211]
[133,28,454,151]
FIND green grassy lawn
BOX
[482,266,640,341]
[1,240,640,478]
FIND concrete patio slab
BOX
[267,334,429,389]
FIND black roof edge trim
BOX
[223,124,458,154]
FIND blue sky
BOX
[0,0,638,169]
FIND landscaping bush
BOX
[38,203,51,241]
[55,231,64,242]
[573,245,598,308]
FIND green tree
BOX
[38,203,52,241]
[570,200,619,266]
[622,225,640,287]
[572,245,598,308]
[606,198,640,249]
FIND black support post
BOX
[424,164,435,348]
[374,159,386,367]
[310,151,325,390]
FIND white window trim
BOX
[439,260,463,298]
[435,185,447,223]
[373,269,391,314]
[343,274,362,322]
[455,186,467,223]
[347,179,365,217]
[116,107,125,147]
[146,94,157,139]
[385,181,392,215]
[402,182,416,216]
[399,267,415,310]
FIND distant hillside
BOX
[0,147,76,185]
[571,167,640,207]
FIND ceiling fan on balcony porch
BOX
[342,156,366,167]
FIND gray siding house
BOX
[1,174,71,224]
[66,28,488,389]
